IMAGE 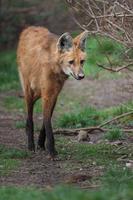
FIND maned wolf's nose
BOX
[77,73,85,80]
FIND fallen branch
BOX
[54,127,104,135]
[54,111,133,135]
[54,127,133,135]
[97,63,133,72]
[99,111,133,128]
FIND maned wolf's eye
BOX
[80,60,85,65]
[69,60,74,65]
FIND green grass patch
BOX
[101,101,133,119]
[56,136,132,165]
[3,96,24,112]
[15,121,26,129]
[102,165,133,189]
[0,187,45,200]
[57,106,100,128]
[104,127,124,141]
[0,145,30,175]
[0,145,29,159]
[0,159,19,176]
[0,168,132,200]
[15,120,40,131]
[57,100,133,129]
[3,96,42,113]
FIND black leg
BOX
[37,122,46,150]
[26,117,35,151]
[45,118,56,156]
[25,97,35,151]
[43,95,58,158]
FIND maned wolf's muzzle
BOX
[71,69,85,80]
[77,72,85,80]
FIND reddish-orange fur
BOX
[17,26,88,159]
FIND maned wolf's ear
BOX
[57,32,73,52]
[74,31,89,51]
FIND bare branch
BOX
[54,127,133,136]
[66,0,133,47]
[54,110,133,136]
[54,127,103,135]
[99,111,133,128]
[97,63,133,72]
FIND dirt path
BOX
[0,110,102,188]
[0,110,66,187]
[0,77,133,187]
[61,76,133,109]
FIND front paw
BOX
[46,148,59,161]
[46,153,60,161]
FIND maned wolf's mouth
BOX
[71,73,85,80]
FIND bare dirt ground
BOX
[0,77,133,188]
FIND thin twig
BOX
[99,111,133,128]
[97,63,133,72]
[54,127,133,136]
[66,0,133,47]
[54,127,104,135]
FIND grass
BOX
[56,106,100,128]
[15,120,41,132]
[3,96,42,113]
[102,165,133,189]
[0,145,30,175]
[15,121,26,129]
[3,96,24,112]
[104,127,124,141]
[101,101,133,118]
[57,100,133,129]
[56,136,132,165]
[0,187,45,200]
[0,166,132,200]
[3,95,133,130]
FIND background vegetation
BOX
[0,0,77,50]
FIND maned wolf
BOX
[17,26,88,160]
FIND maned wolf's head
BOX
[57,31,88,80]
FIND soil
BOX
[0,76,133,188]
